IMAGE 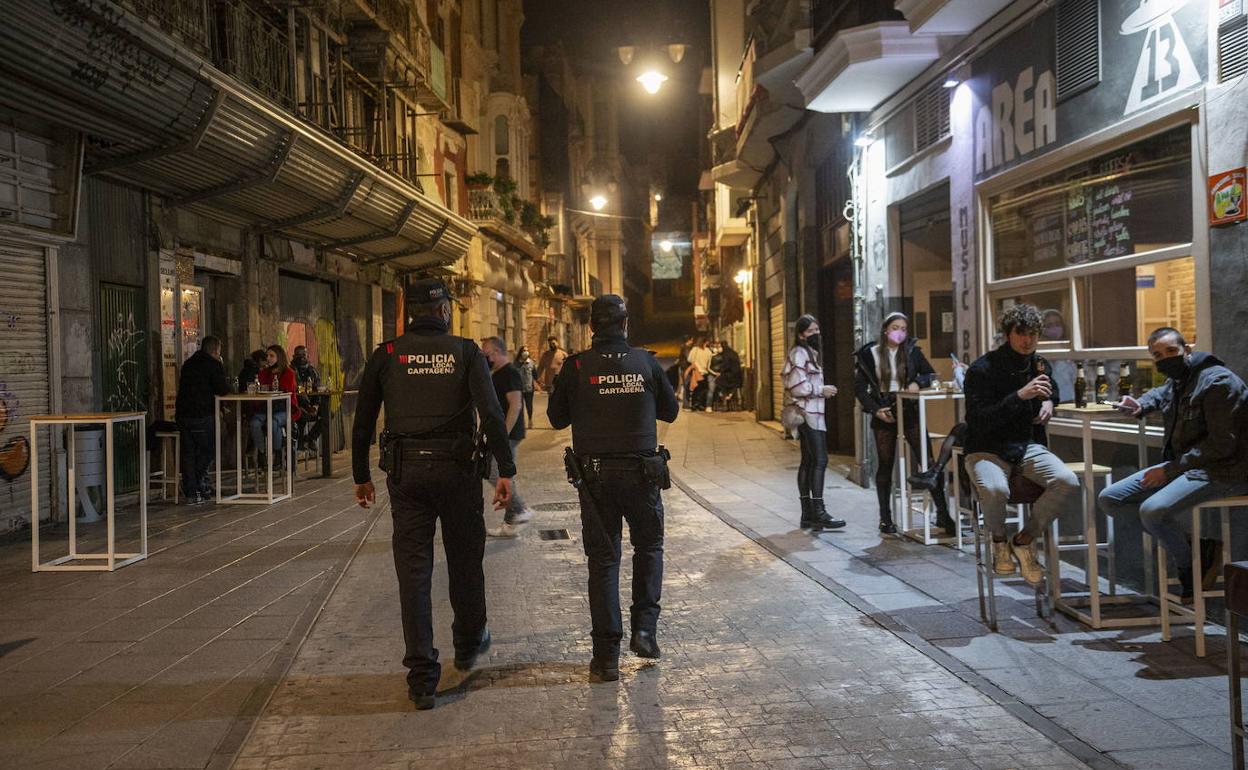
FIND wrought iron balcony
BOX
[210,0,292,107]
[127,0,211,54]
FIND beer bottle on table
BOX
[1095,363,1108,404]
[1117,361,1130,402]
[1074,363,1087,409]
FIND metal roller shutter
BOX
[769,298,786,421]
[0,239,51,532]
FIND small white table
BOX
[215,393,293,505]
[1051,403,1156,629]
[894,389,964,546]
[30,412,148,572]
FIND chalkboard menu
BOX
[991,125,1191,280]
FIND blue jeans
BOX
[1098,467,1248,570]
[249,410,289,458]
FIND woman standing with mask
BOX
[783,314,845,531]
[854,312,953,535]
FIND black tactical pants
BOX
[578,466,665,659]
[386,460,487,695]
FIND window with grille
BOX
[1056,0,1100,102]
[883,83,950,168]
[1220,13,1248,82]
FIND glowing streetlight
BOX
[589,194,608,211]
[654,192,663,202]
[734,269,750,284]
[854,133,874,148]
[659,239,673,253]
[637,70,669,95]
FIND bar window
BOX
[1075,255,1197,349]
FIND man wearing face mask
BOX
[352,278,515,710]
[1099,327,1248,600]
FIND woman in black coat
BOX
[853,312,954,535]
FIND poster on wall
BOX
[1209,168,1247,226]
[159,253,178,418]
[180,286,203,362]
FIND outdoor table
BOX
[894,388,964,546]
[1051,403,1155,628]
[307,389,356,478]
[215,393,293,505]
[29,412,148,572]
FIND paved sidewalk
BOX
[233,411,1092,770]
[662,409,1231,770]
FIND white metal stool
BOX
[1158,496,1248,657]
[152,431,180,504]
[967,469,1054,631]
[1051,462,1115,596]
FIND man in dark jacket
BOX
[175,336,231,503]
[963,304,1079,584]
[1100,327,1248,599]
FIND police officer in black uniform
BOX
[352,278,516,710]
[548,294,679,682]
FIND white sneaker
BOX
[704,407,712,413]
[1010,539,1044,585]
[487,523,521,538]
[510,508,534,525]
[992,541,1016,576]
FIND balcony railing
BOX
[469,188,509,222]
[211,0,293,107]
[368,0,410,46]
[129,0,211,54]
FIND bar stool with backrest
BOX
[969,467,1054,631]
[1158,496,1248,657]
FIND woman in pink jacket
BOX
[782,314,845,532]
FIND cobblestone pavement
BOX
[662,409,1231,770]
[232,401,1093,770]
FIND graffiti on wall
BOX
[0,382,31,483]
[50,0,174,93]
[104,310,145,411]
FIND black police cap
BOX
[590,294,628,326]
[408,278,454,304]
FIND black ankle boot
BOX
[809,499,846,532]
[799,497,814,528]
[935,507,958,535]
[879,511,897,535]
[908,467,942,491]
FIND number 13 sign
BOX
[1121,0,1201,115]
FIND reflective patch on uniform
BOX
[589,373,645,395]
[400,353,456,375]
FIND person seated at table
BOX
[292,345,321,391]
[238,349,266,392]
[1099,327,1248,601]
[963,304,1078,584]
[175,335,231,504]
[250,344,302,470]
[854,311,954,536]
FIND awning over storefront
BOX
[795,22,942,113]
[0,0,475,271]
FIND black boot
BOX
[589,656,620,682]
[808,499,846,531]
[630,629,661,659]
[934,499,958,535]
[879,510,897,535]
[908,467,942,491]
[799,497,814,529]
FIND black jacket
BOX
[176,350,231,421]
[963,345,1061,463]
[1137,352,1248,483]
[854,340,937,421]
[710,348,743,389]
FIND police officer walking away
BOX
[352,278,517,710]
[548,295,679,682]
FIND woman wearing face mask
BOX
[783,314,845,532]
[854,312,952,535]
[1040,309,1077,403]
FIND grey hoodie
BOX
[1138,352,1248,483]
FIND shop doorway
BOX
[896,182,957,429]
[818,257,855,454]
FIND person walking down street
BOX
[548,295,678,684]
[783,315,846,532]
[352,278,515,711]
[854,312,955,536]
[536,336,567,392]
[963,304,1079,585]
[482,337,535,538]
[516,346,536,424]
[175,335,231,504]
[1100,327,1248,600]
[250,345,301,470]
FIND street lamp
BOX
[589,194,608,211]
[637,70,669,95]
[660,239,673,253]
[734,269,750,284]
[654,192,663,202]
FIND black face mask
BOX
[1156,354,1189,380]
[548,343,557,351]
[803,333,822,350]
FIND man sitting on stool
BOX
[963,304,1079,584]
[1100,327,1248,600]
